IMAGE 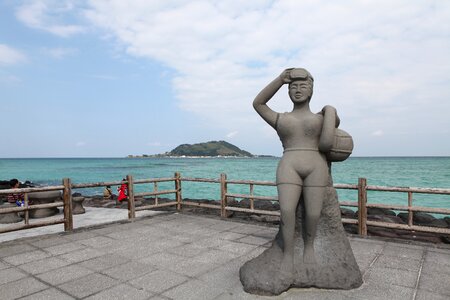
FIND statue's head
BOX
[288,68,314,104]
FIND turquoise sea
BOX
[0,157,449,210]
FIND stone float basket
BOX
[28,191,61,218]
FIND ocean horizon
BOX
[1,156,449,211]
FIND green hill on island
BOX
[168,141,253,157]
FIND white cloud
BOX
[0,44,27,65]
[16,0,85,37]
[83,1,450,141]
[44,47,77,59]
[226,131,238,138]
[372,130,384,137]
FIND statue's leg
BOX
[277,183,302,274]
[302,186,326,263]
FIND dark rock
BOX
[429,219,448,228]
[413,212,436,225]
[367,227,399,238]
[343,224,358,234]
[441,236,450,244]
[240,185,362,295]
[367,207,396,216]
[340,208,356,218]
[72,192,83,197]
[444,217,450,226]
[239,198,250,208]
[368,215,405,224]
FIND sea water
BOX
[0,157,449,210]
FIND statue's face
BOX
[289,80,312,103]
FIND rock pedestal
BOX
[0,203,23,224]
[72,196,86,214]
[28,191,61,218]
[239,183,362,296]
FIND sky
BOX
[1,0,449,158]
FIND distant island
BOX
[128,141,273,158]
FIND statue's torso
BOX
[276,111,323,150]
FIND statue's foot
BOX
[303,246,317,264]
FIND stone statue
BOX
[240,68,362,295]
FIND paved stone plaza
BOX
[0,212,449,299]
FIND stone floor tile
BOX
[27,236,72,249]
[237,235,271,246]
[0,267,27,285]
[85,283,154,300]
[101,260,155,281]
[62,231,99,241]
[167,243,209,258]
[373,253,422,272]
[382,243,425,260]
[2,249,50,265]
[0,243,37,258]
[78,253,130,271]
[129,269,189,294]
[163,278,226,300]
[75,235,117,249]
[36,263,94,285]
[193,248,241,265]
[58,273,119,298]
[0,277,49,300]
[20,288,75,300]
[424,250,450,267]
[58,247,104,263]
[364,266,418,288]
[43,241,86,255]
[18,256,71,275]
[139,251,185,268]
[418,269,450,296]
[415,289,449,300]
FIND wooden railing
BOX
[1,174,449,237]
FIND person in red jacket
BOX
[117,178,128,203]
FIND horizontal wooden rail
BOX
[339,201,358,207]
[366,185,450,194]
[0,201,63,214]
[182,201,222,210]
[135,202,178,211]
[225,206,280,216]
[134,178,176,184]
[0,186,64,194]
[225,179,276,186]
[366,203,450,214]
[226,193,278,202]
[181,177,221,183]
[134,189,178,197]
[71,181,123,189]
[0,218,65,234]
[366,220,450,235]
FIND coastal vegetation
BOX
[128,140,255,158]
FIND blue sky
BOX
[1,1,449,157]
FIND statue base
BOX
[239,184,363,296]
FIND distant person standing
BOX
[103,185,114,200]
[117,179,128,203]
[7,179,25,207]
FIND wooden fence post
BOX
[126,174,136,220]
[407,191,413,226]
[220,173,228,218]
[63,178,73,231]
[175,172,182,211]
[358,177,367,236]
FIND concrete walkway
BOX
[0,212,449,299]
[0,207,165,243]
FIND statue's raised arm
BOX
[252,68,293,129]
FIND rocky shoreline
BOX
[80,194,450,244]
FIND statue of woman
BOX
[253,68,340,275]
